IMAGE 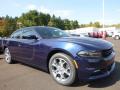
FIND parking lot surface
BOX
[0,38,120,90]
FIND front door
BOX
[18,29,39,62]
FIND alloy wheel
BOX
[51,57,71,82]
[4,48,12,63]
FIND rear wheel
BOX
[115,35,120,40]
[49,53,76,86]
[4,48,13,64]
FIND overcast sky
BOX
[0,0,120,25]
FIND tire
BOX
[49,53,76,86]
[4,48,13,64]
[115,35,120,40]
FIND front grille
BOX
[102,48,113,57]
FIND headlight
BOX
[78,51,102,57]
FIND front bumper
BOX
[89,62,115,80]
[75,52,115,81]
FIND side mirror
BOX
[29,35,38,40]
[23,35,38,40]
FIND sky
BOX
[0,0,120,25]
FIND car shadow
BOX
[72,61,120,88]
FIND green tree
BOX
[93,22,101,28]
[18,10,51,27]
[48,15,65,30]
[63,19,71,30]
[72,20,79,29]
[18,10,39,27]
[80,24,86,28]
[89,22,93,27]
[3,15,17,36]
[38,13,51,26]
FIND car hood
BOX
[55,37,113,50]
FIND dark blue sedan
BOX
[4,26,115,85]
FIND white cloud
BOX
[25,4,73,19]
[116,9,120,12]
[14,3,21,7]
[26,4,37,10]
[39,6,51,13]
[54,10,72,18]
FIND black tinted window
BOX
[11,30,22,39]
[22,29,38,39]
[36,27,70,39]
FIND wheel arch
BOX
[46,49,74,72]
[3,45,8,52]
[115,35,120,39]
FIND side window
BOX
[22,29,38,39]
[11,30,22,39]
[36,28,52,38]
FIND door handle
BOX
[18,44,21,47]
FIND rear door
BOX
[9,30,23,60]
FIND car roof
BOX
[17,26,59,31]
[24,26,58,30]
[13,26,57,33]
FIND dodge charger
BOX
[4,26,115,85]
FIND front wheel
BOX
[4,48,13,64]
[49,53,76,86]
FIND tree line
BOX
[0,10,80,36]
[17,10,80,30]
[0,10,117,37]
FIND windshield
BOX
[36,27,70,39]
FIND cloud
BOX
[54,10,72,18]
[39,6,51,13]
[26,4,37,10]
[14,3,20,7]
[116,9,120,12]
[25,4,73,19]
